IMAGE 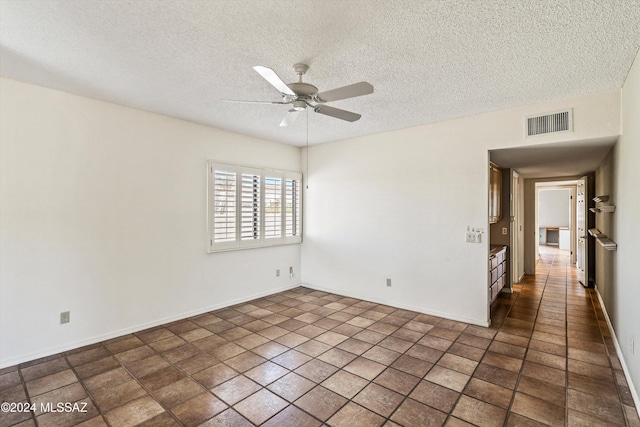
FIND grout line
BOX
[15,360,36,425]
[9,267,633,427]
[506,254,551,426]
[563,250,570,427]
[62,351,110,427]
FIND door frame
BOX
[534,181,578,265]
[511,170,525,283]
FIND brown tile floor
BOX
[1,248,638,426]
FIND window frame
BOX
[207,161,302,253]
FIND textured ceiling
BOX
[1,0,640,147]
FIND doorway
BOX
[535,181,577,265]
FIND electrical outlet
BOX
[289,266,294,278]
[502,227,508,235]
[630,337,635,355]
[465,229,476,243]
[276,269,280,277]
[60,311,70,324]
[386,278,392,287]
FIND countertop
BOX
[489,245,507,257]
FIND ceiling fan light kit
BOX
[225,63,374,127]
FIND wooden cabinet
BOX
[489,163,502,224]
[489,245,507,303]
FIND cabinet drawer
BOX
[497,276,504,292]
[490,257,498,270]
[491,269,498,284]
[491,283,499,301]
[497,264,503,278]
[497,251,505,264]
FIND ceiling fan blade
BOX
[279,109,302,127]
[317,81,373,102]
[314,105,361,122]
[253,66,296,96]
[221,99,289,104]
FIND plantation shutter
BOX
[264,172,283,242]
[207,161,301,252]
[240,168,262,247]
[210,164,238,250]
[285,172,302,243]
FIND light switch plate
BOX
[466,226,484,243]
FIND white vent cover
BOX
[526,109,572,137]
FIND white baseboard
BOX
[594,287,640,416]
[0,283,301,369]
[301,282,490,327]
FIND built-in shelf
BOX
[588,228,603,237]
[589,205,616,213]
[588,228,617,251]
[593,195,609,203]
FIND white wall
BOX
[538,189,571,228]
[0,78,302,368]
[2,73,633,385]
[595,147,615,324]
[301,90,620,327]
[612,48,640,404]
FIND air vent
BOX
[526,109,572,137]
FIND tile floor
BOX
[1,248,638,426]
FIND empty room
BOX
[1,1,639,426]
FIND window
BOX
[264,175,282,239]
[208,161,302,252]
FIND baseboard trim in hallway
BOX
[594,285,640,413]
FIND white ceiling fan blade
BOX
[317,82,373,102]
[314,105,361,122]
[253,66,296,96]
[279,109,302,127]
[221,99,289,104]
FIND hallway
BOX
[491,246,639,425]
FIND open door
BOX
[511,171,524,283]
[576,175,595,287]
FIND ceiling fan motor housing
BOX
[286,82,318,98]
[284,63,318,102]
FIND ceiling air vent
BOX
[526,109,572,137]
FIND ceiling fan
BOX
[224,63,374,126]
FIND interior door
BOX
[576,177,588,286]
[511,171,524,283]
